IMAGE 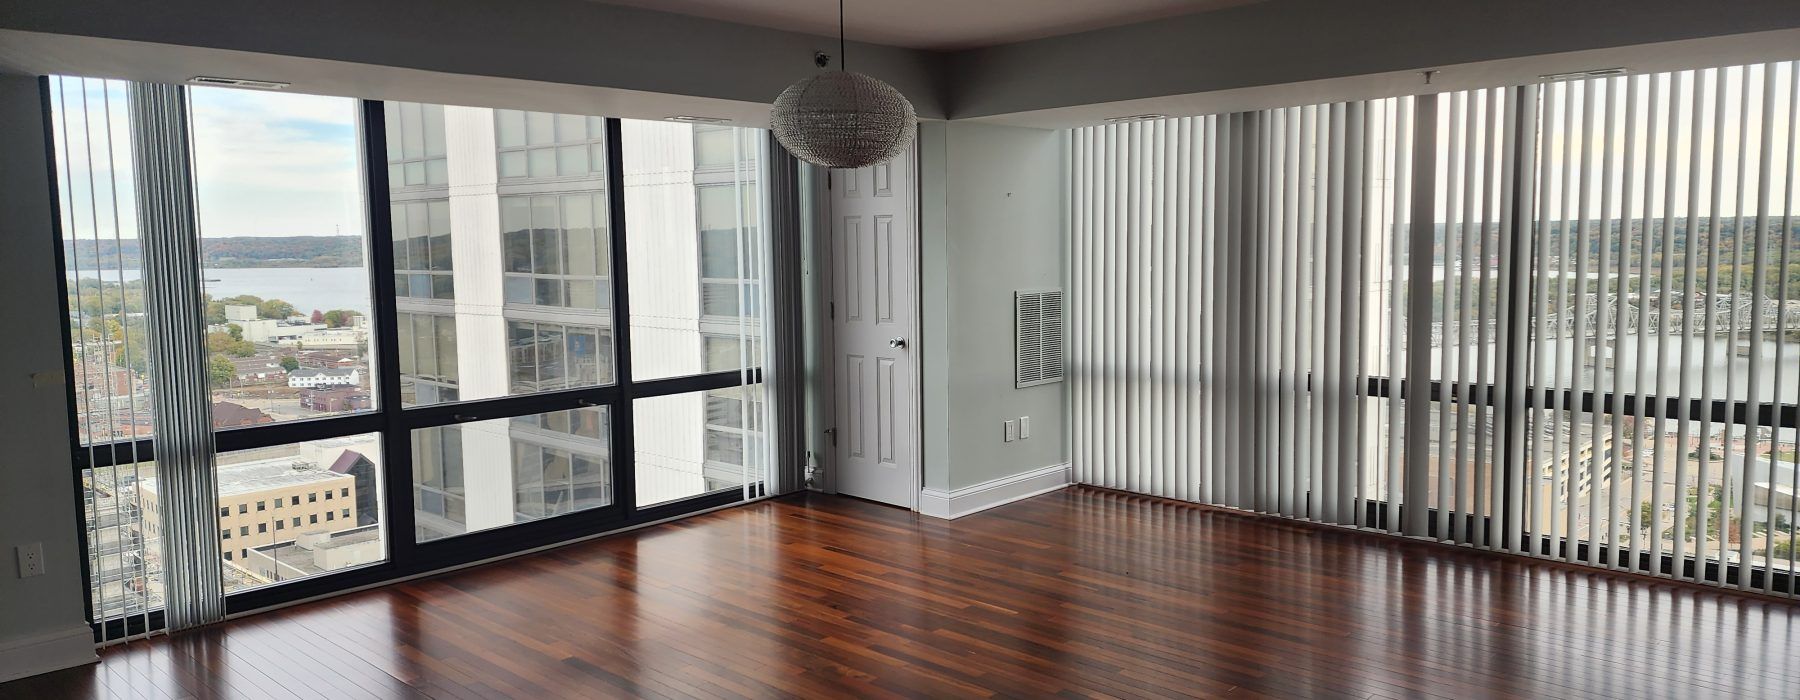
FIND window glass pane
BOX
[531,196,562,274]
[212,433,385,592]
[509,321,537,390]
[422,104,446,158]
[702,281,740,317]
[397,312,416,376]
[425,158,449,186]
[528,148,556,178]
[625,120,765,380]
[635,388,762,507]
[555,113,587,143]
[700,228,740,278]
[412,408,611,543]
[693,126,736,168]
[502,197,532,273]
[435,314,459,380]
[388,104,615,407]
[499,151,527,178]
[563,197,596,277]
[568,279,600,309]
[526,111,555,145]
[413,313,438,379]
[496,109,526,148]
[504,276,533,304]
[189,87,375,430]
[390,203,411,269]
[557,144,589,176]
[427,200,453,272]
[401,102,424,158]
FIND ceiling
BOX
[591,0,1264,50]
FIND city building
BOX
[236,318,367,349]
[137,447,368,572]
[299,387,371,413]
[240,525,382,585]
[211,401,274,428]
[286,368,362,389]
[387,104,762,539]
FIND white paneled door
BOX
[831,147,918,508]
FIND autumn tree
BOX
[258,298,295,320]
[208,354,236,389]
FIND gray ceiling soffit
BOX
[0,0,950,119]
[6,0,1800,125]
[940,0,1800,120]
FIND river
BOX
[70,267,372,318]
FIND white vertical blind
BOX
[1069,59,1800,597]
[1526,63,1800,587]
[128,82,226,631]
[1070,99,1411,529]
[53,76,163,635]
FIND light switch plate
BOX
[1003,419,1017,442]
[1020,416,1031,439]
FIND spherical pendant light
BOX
[770,0,916,169]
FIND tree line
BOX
[63,235,364,270]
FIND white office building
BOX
[386,104,765,542]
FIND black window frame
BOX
[48,87,770,642]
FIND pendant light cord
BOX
[838,0,846,72]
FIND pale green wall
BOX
[0,72,95,677]
[919,121,1067,492]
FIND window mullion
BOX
[363,99,419,567]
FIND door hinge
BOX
[824,427,837,446]
[829,301,835,320]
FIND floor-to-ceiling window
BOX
[51,79,779,641]
[1070,59,1800,595]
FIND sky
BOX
[51,77,364,241]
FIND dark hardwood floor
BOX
[6,486,1800,699]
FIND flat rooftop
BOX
[141,455,348,498]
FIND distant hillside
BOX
[64,236,364,269]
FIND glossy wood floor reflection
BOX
[9,487,1800,699]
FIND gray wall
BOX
[919,122,1067,491]
[0,0,948,119]
[945,0,1800,118]
[0,72,95,677]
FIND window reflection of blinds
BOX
[1069,60,1800,597]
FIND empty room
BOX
[3,1,1800,698]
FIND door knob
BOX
[888,337,907,349]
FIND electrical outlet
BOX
[1003,419,1017,443]
[1020,416,1031,439]
[16,542,44,578]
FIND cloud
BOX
[189,87,365,238]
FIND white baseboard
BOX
[918,463,1070,519]
[0,624,96,684]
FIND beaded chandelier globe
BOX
[771,0,916,169]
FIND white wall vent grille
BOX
[1015,289,1064,388]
